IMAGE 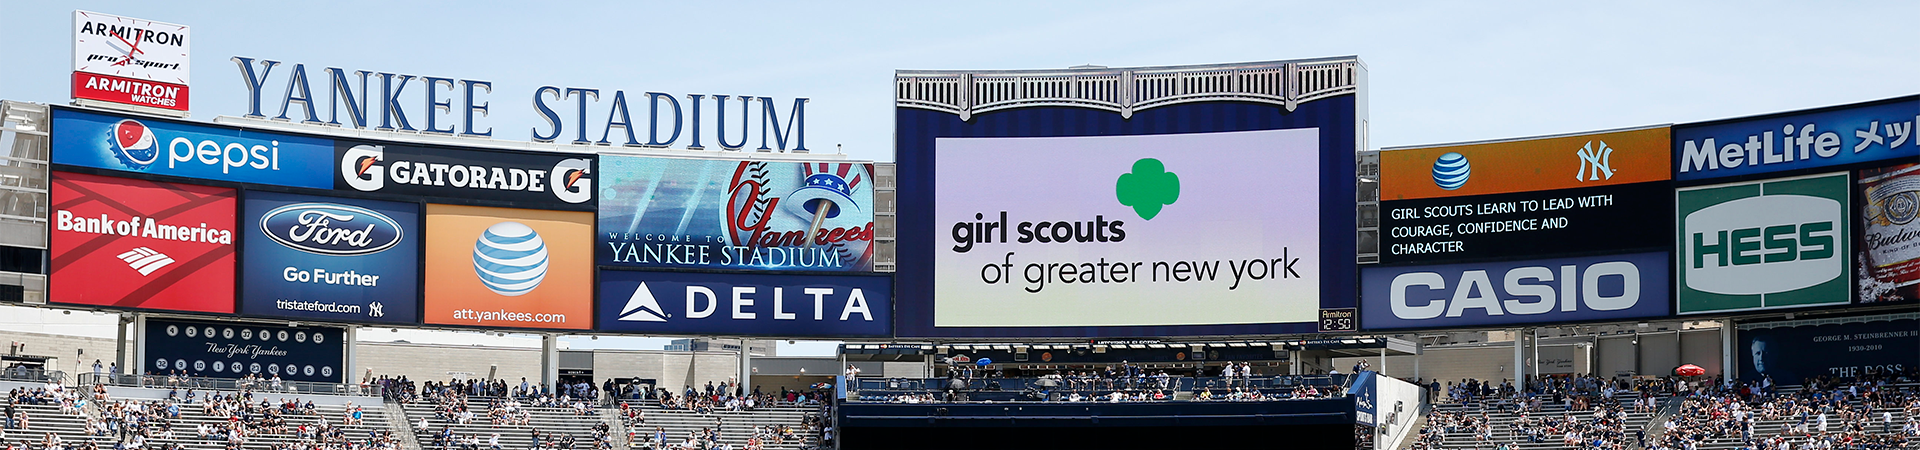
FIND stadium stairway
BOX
[596,408,628,449]
[385,399,425,450]
[1427,391,1665,450]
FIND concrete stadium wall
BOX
[354,341,544,383]
[0,329,120,376]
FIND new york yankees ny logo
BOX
[1576,141,1615,182]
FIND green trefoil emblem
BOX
[1115,158,1180,220]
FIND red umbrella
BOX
[1674,364,1706,377]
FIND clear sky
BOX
[5,1,1916,355]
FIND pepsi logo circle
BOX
[1432,152,1470,190]
[472,221,549,296]
[109,119,159,170]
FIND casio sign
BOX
[1390,261,1641,320]
[1682,194,1841,295]
[259,203,404,256]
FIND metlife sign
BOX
[1361,252,1670,330]
[241,191,420,324]
[1677,172,1851,314]
[51,107,333,188]
[596,270,891,338]
[1674,95,1918,182]
[336,141,593,210]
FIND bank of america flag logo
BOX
[616,282,668,322]
[116,247,175,276]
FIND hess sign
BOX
[72,11,190,111]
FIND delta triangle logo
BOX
[617,282,669,322]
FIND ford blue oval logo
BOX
[259,203,403,256]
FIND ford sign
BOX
[259,203,404,256]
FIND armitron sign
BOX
[72,11,190,112]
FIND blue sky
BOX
[7,0,1916,355]
[9,1,1916,164]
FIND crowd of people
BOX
[865,361,1351,404]
[1646,376,1919,450]
[1413,386,1635,450]
[4,379,397,450]
[1407,371,1920,450]
[390,375,829,450]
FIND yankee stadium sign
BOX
[231,57,811,152]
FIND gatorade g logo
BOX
[340,145,384,191]
[549,158,592,204]
[1677,172,1850,313]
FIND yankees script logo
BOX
[725,162,874,268]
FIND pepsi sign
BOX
[595,270,891,338]
[51,107,333,188]
[241,191,419,324]
[1360,252,1671,330]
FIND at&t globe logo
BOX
[1432,152,1470,190]
[109,119,159,170]
[472,222,549,296]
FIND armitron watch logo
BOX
[109,119,159,170]
[1431,152,1469,190]
[472,222,549,296]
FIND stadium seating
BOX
[401,395,823,450]
[1,381,825,450]
[1418,391,1664,450]
[3,386,396,450]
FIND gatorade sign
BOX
[1677,172,1851,314]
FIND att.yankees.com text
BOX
[451,309,567,324]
